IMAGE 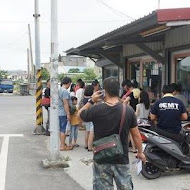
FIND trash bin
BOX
[20,83,29,95]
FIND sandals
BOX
[74,144,80,147]
[60,144,73,151]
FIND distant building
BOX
[42,55,101,77]
[7,70,28,81]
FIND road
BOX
[0,94,84,190]
[0,94,190,190]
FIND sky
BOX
[0,0,190,71]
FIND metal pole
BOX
[49,0,60,161]
[33,0,45,135]
[27,48,30,83]
[158,0,160,9]
[28,24,34,82]
[42,0,68,169]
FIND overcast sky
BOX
[0,0,190,71]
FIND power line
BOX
[0,20,127,24]
[96,0,135,21]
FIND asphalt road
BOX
[0,94,84,190]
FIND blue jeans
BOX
[93,163,133,190]
[59,116,67,133]
[69,125,79,144]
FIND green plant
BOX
[83,68,97,81]
[42,67,50,80]
[0,70,8,79]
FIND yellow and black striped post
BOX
[36,69,43,125]
[33,69,45,134]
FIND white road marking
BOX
[0,134,23,190]
[0,134,23,137]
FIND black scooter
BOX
[139,123,190,179]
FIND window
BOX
[129,62,140,83]
[104,66,118,79]
[143,61,162,101]
[176,56,190,106]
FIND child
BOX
[69,96,81,148]
[83,85,94,151]
[136,91,150,120]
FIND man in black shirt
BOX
[44,79,50,99]
[78,77,146,190]
[151,85,187,135]
[44,79,50,136]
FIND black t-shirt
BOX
[44,87,50,98]
[83,96,91,105]
[44,87,50,109]
[129,92,138,111]
[80,103,137,164]
[151,96,187,134]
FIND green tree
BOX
[0,70,8,79]
[83,68,97,81]
[68,68,80,73]
[41,67,50,80]
[58,73,65,82]
[71,74,85,83]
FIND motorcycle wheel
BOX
[141,162,162,179]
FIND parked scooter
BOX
[137,118,151,142]
[139,124,190,179]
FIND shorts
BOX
[85,122,94,132]
[93,163,133,190]
[59,116,67,133]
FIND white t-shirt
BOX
[136,103,150,119]
[76,88,84,108]
[70,91,75,97]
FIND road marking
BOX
[0,134,23,137]
[0,134,23,190]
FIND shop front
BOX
[67,8,190,105]
[127,56,163,102]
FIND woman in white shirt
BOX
[136,91,150,120]
[76,81,85,109]
[70,83,76,97]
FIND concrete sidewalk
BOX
[62,130,93,190]
[45,129,190,190]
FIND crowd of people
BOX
[42,76,189,190]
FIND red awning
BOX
[157,8,190,23]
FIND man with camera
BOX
[78,77,146,190]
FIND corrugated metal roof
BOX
[67,11,157,53]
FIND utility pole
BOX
[49,0,60,161]
[27,48,30,82]
[28,24,34,82]
[33,0,45,135]
[42,0,68,168]
[158,0,160,9]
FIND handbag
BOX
[41,97,50,107]
[93,104,126,164]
